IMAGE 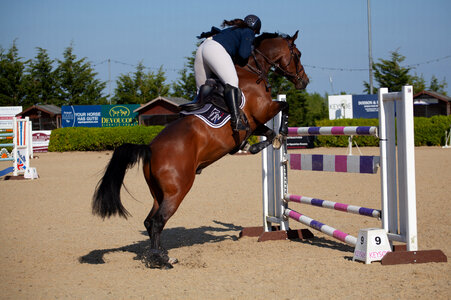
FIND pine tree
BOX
[363,50,448,94]
[0,41,27,106]
[24,47,58,105]
[113,63,169,104]
[55,45,106,105]
[171,50,196,100]
[371,50,411,93]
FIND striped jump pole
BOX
[289,154,380,174]
[284,194,381,218]
[285,208,357,246]
[288,126,378,137]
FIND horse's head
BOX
[254,31,309,90]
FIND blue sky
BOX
[1,0,450,97]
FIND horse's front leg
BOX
[278,101,289,136]
[248,124,276,154]
[272,101,289,149]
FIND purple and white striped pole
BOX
[289,154,380,174]
[285,208,357,246]
[288,126,378,137]
[285,194,381,218]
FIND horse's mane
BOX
[254,32,290,47]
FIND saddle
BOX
[179,79,243,113]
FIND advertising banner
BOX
[0,106,22,129]
[101,105,140,127]
[32,131,52,152]
[352,94,378,119]
[62,105,140,127]
[328,94,379,120]
[328,95,353,120]
[62,105,102,127]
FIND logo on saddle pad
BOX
[180,94,246,129]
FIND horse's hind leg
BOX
[143,164,195,269]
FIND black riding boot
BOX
[180,83,214,112]
[224,84,248,132]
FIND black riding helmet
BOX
[244,14,261,34]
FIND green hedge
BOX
[413,115,451,146]
[313,115,451,147]
[48,115,451,151]
[48,126,164,152]
[48,125,260,152]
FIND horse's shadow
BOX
[79,221,356,266]
[79,220,242,265]
[291,236,355,253]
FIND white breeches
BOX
[194,39,239,90]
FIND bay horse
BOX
[92,31,309,268]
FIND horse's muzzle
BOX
[295,75,310,90]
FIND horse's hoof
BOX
[142,249,176,269]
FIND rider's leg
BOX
[224,84,248,131]
[194,41,211,89]
[200,40,247,131]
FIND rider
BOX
[192,15,261,132]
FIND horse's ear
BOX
[291,30,299,42]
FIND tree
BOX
[55,45,106,105]
[410,73,427,94]
[364,50,448,94]
[364,50,411,94]
[24,47,58,105]
[113,63,169,104]
[0,41,28,106]
[304,92,328,125]
[171,49,197,100]
[267,71,309,126]
[171,67,196,100]
[429,75,448,95]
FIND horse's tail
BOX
[92,143,151,219]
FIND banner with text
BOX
[328,94,378,120]
[0,106,22,129]
[62,105,140,127]
[352,94,378,119]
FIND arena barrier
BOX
[240,86,447,265]
[0,117,36,179]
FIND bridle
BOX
[246,38,305,90]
